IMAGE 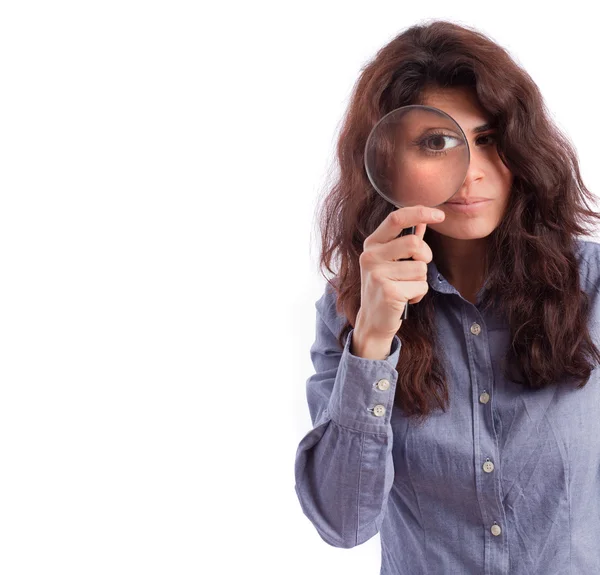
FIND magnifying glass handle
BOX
[397,225,416,320]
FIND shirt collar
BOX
[427,259,490,307]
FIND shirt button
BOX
[470,323,481,335]
[483,459,495,473]
[491,523,502,536]
[376,378,390,391]
[479,391,490,404]
[373,404,386,417]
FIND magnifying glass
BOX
[364,105,471,320]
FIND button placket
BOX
[468,317,502,551]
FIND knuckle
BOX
[425,248,434,263]
[409,234,421,249]
[418,240,432,262]
[359,249,373,266]
[370,269,384,284]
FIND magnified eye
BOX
[415,132,463,156]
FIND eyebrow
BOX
[471,123,495,134]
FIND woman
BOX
[294,20,600,574]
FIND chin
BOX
[429,219,499,240]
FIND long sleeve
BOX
[294,285,402,548]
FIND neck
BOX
[427,231,489,303]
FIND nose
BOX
[460,152,485,188]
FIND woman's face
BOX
[420,86,514,240]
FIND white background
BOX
[0,1,598,573]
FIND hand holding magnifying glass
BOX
[353,205,447,359]
[363,105,471,323]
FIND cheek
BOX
[493,153,514,190]
[500,171,514,203]
[397,163,449,206]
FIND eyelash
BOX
[418,131,497,157]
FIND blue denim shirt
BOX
[294,238,600,574]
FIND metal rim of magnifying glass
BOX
[364,104,472,208]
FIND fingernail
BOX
[432,210,444,220]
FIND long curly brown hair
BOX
[316,20,600,420]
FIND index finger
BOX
[369,205,445,245]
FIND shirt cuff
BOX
[327,328,401,433]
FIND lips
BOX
[443,199,492,214]
[446,198,490,205]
